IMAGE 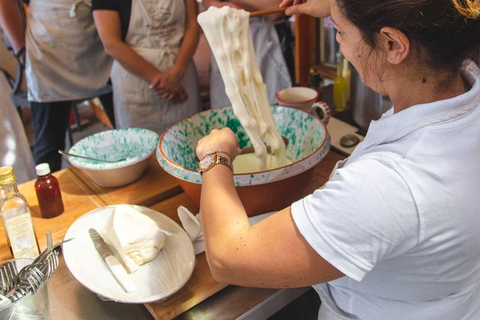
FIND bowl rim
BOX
[68,128,159,171]
[158,105,330,179]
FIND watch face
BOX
[199,154,214,170]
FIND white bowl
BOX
[68,128,159,187]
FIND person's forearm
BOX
[200,165,252,277]
[104,41,159,84]
[0,0,25,54]
[171,0,200,77]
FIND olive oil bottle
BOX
[333,53,347,113]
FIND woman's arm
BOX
[92,9,178,101]
[0,0,26,61]
[168,0,200,79]
[196,129,344,288]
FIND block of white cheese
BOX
[101,206,167,273]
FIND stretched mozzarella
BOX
[101,206,167,273]
[198,7,287,171]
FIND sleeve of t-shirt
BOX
[92,0,119,11]
[291,156,419,282]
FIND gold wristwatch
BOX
[198,152,233,175]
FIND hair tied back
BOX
[452,0,480,19]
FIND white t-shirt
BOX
[291,61,480,320]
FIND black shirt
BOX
[91,0,132,41]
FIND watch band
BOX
[198,152,233,176]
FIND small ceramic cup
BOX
[276,87,331,125]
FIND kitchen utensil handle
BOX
[250,6,287,17]
[105,255,136,293]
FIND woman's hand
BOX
[196,128,242,161]
[280,0,330,18]
[150,69,182,93]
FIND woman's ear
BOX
[378,27,410,65]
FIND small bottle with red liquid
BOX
[35,163,64,218]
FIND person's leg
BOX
[30,101,72,172]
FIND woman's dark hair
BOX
[336,0,480,74]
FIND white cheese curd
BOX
[198,7,287,171]
[101,206,167,273]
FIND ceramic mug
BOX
[275,87,331,125]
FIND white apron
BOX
[111,0,201,136]
[25,0,113,102]
[209,16,292,108]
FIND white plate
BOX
[63,205,195,304]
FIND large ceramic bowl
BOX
[157,106,330,216]
[68,128,159,188]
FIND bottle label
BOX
[4,206,39,259]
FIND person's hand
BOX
[150,69,182,95]
[196,128,242,162]
[280,0,330,18]
[170,85,189,105]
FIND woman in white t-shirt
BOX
[195,0,480,319]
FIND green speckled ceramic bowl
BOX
[157,106,330,216]
[68,128,159,187]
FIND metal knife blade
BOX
[89,228,114,259]
[88,228,136,293]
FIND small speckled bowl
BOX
[68,128,159,188]
[157,106,330,216]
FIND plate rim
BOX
[63,204,196,304]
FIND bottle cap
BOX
[36,163,51,176]
[0,166,16,186]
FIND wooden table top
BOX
[0,150,345,320]
[0,168,104,261]
[69,156,183,207]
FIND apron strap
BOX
[69,1,90,18]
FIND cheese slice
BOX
[101,206,167,273]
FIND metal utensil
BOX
[89,228,136,293]
[4,233,67,302]
[58,150,127,163]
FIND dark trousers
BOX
[30,92,115,172]
[30,100,72,172]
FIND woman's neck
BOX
[384,68,466,113]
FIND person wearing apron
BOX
[201,0,293,108]
[1,0,114,172]
[92,0,201,136]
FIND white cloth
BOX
[292,60,480,320]
[0,76,35,183]
[209,16,292,108]
[177,206,275,255]
[111,0,201,136]
[25,0,113,102]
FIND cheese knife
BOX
[88,228,136,293]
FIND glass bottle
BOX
[35,163,64,219]
[309,66,324,101]
[333,52,347,113]
[0,166,40,259]
[342,58,352,107]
